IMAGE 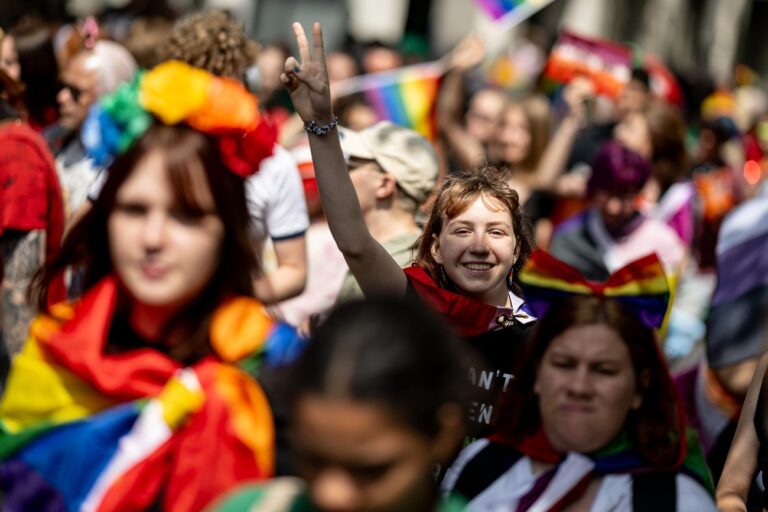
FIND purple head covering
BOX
[587,141,653,196]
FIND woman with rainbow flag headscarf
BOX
[0,60,301,511]
[442,251,715,511]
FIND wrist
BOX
[305,115,338,136]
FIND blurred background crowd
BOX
[1,0,768,510]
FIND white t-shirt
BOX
[246,144,309,244]
[442,438,715,512]
[88,144,309,245]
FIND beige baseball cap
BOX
[338,121,438,203]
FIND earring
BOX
[507,268,515,288]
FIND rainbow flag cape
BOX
[333,62,443,141]
[0,276,302,511]
[474,0,557,26]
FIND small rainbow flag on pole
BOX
[475,0,557,28]
[332,61,444,141]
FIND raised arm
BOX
[436,36,488,170]
[715,353,768,512]
[530,77,595,191]
[280,22,407,298]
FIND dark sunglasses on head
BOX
[61,82,85,102]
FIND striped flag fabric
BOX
[333,62,444,140]
[0,277,300,511]
[706,184,768,369]
[474,0,557,26]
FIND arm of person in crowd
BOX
[436,35,487,171]
[253,236,307,303]
[715,352,768,512]
[533,77,595,193]
[281,22,407,298]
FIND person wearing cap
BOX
[282,22,537,443]
[549,141,686,282]
[334,121,438,302]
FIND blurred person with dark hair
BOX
[689,115,744,272]
[211,297,471,512]
[566,67,654,172]
[443,251,714,510]
[549,141,686,281]
[0,26,20,82]
[334,92,378,131]
[9,17,60,131]
[0,66,65,373]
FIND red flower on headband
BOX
[218,119,277,178]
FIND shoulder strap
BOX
[451,442,524,502]
[632,471,676,511]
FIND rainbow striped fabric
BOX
[474,0,554,21]
[0,277,301,511]
[519,250,670,329]
[362,63,442,141]
[333,62,442,141]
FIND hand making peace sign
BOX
[281,22,334,126]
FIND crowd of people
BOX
[0,4,767,511]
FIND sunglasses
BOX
[61,82,85,102]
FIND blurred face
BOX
[497,104,531,165]
[592,190,640,235]
[535,324,641,454]
[293,396,438,512]
[363,47,401,74]
[348,158,385,212]
[616,79,649,117]
[0,36,20,82]
[466,90,505,144]
[614,112,652,159]
[108,150,224,312]
[57,52,99,129]
[431,195,517,307]
[327,51,358,83]
[257,46,287,95]
[344,103,378,131]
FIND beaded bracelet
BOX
[304,115,338,136]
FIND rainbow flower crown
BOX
[82,60,276,178]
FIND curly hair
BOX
[414,166,534,298]
[159,10,259,79]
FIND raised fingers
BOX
[312,22,327,70]
[292,22,311,65]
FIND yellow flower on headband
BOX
[140,61,213,124]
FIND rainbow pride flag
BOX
[520,250,671,329]
[0,277,303,511]
[474,0,557,24]
[334,62,443,140]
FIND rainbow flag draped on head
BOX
[0,276,302,511]
[334,62,443,141]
